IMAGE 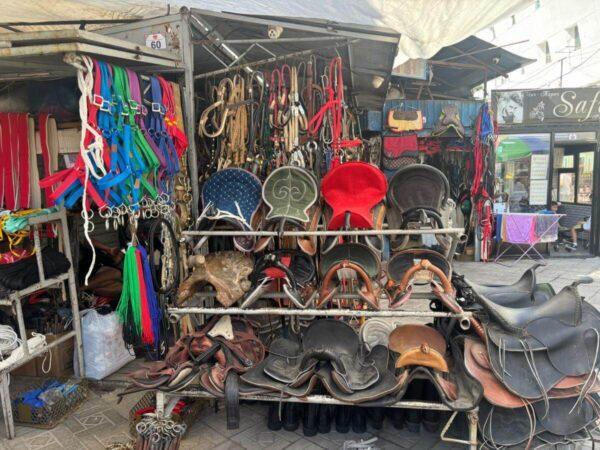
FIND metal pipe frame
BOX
[193,39,357,80]
[168,306,472,320]
[182,227,465,237]
[154,388,479,448]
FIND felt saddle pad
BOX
[321,161,387,229]
[202,168,262,228]
[262,166,318,223]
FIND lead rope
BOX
[69,54,106,285]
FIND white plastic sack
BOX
[75,309,135,380]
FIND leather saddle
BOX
[241,250,316,309]
[387,249,450,305]
[464,338,600,410]
[256,166,320,255]
[470,276,600,400]
[478,395,600,449]
[197,168,262,252]
[317,242,382,310]
[241,319,403,404]
[389,324,449,372]
[386,164,451,251]
[177,252,254,306]
[431,104,465,138]
[454,263,555,310]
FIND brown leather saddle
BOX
[317,243,382,310]
[389,324,449,372]
[122,316,266,429]
[176,251,253,306]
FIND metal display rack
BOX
[0,208,84,439]
[159,226,479,449]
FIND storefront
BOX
[492,88,600,256]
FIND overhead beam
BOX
[447,44,508,77]
[194,39,357,80]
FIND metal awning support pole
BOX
[181,11,199,219]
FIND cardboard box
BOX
[36,332,74,377]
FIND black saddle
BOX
[473,277,600,399]
[455,264,555,310]
[386,165,450,250]
[241,320,401,404]
[478,395,599,448]
[241,250,316,309]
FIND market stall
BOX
[0,8,597,450]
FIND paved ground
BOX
[1,257,599,449]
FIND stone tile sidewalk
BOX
[1,257,599,449]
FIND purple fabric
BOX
[504,214,536,244]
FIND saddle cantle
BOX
[431,104,465,138]
[177,252,253,306]
[241,250,316,309]
[389,324,449,372]
[257,166,320,255]
[321,161,387,230]
[317,243,382,309]
[198,168,262,252]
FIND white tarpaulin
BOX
[3,0,531,66]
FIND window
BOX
[567,24,581,50]
[562,154,574,168]
[559,172,575,202]
[496,133,551,211]
[553,146,595,204]
[538,41,551,63]
[578,151,594,203]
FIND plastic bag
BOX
[75,309,135,380]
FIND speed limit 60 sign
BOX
[146,33,167,50]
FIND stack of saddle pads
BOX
[456,266,600,448]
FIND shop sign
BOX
[554,131,597,144]
[145,33,167,50]
[493,88,600,125]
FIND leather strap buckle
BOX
[152,102,166,115]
